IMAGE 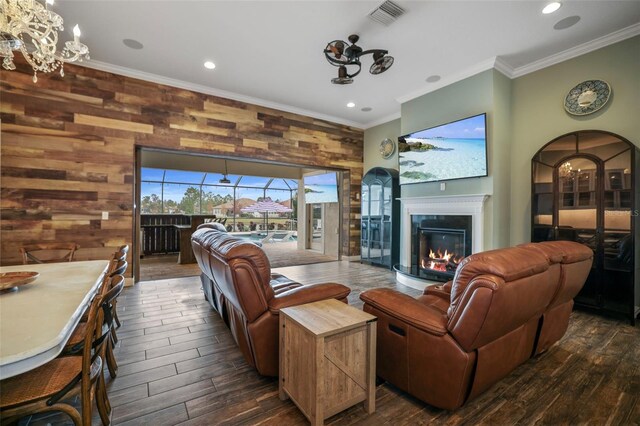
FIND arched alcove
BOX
[531,130,639,323]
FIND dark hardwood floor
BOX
[19,261,640,425]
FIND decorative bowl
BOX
[0,271,40,292]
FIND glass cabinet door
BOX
[369,181,383,263]
[361,185,370,261]
[602,148,633,315]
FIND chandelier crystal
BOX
[0,0,90,82]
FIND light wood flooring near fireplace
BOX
[22,261,640,425]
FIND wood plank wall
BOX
[0,61,364,266]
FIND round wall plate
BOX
[564,80,611,116]
[379,138,395,159]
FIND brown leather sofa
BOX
[518,241,593,355]
[191,227,351,377]
[360,241,592,410]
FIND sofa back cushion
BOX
[191,228,274,322]
[519,241,593,309]
[449,246,549,317]
[447,246,557,351]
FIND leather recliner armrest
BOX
[423,280,453,299]
[268,283,350,312]
[360,288,447,336]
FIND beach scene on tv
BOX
[304,172,339,203]
[398,114,487,185]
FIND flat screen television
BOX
[398,113,488,185]
[304,172,339,203]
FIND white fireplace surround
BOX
[397,194,490,289]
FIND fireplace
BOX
[417,225,467,280]
[395,214,472,282]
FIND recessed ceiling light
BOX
[542,2,562,14]
[204,61,216,70]
[346,102,356,108]
[123,38,144,50]
[426,75,441,83]
[361,107,372,112]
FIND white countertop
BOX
[0,260,109,379]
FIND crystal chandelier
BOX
[0,0,89,82]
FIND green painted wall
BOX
[491,70,513,248]
[362,36,639,254]
[509,35,640,245]
[400,70,494,200]
[363,118,401,175]
[399,69,506,249]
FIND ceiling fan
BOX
[324,34,394,84]
[219,160,231,184]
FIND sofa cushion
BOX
[192,228,273,299]
[449,247,549,317]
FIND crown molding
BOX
[510,22,640,78]
[75,23,639,133]
[363,111,402,129]
[493,57,515,78]
[394,23,639,105]
[395,57,500,105]
[77,59,365,130]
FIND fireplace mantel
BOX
[396,194,490,288]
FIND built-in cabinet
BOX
[531,131,639,324]
[361,167,400,269]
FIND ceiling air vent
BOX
[368,1,405,26]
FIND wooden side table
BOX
[279,299,377,425]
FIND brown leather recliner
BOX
[518,241,593,355]
[191,227,351,377]
[360,242,591,410]
[425,241,593,356]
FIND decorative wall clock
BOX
[564,80,611,116]
[379,138,395,159]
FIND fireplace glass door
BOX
[418,227,465,277]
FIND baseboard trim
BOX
[342,255,361,262]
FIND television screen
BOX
[398,113,487,185]
[304,172,339,203]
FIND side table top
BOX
[280,299,376,337]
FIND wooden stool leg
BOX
[96,372,112,425]
[113,299,121,328]
[106,339,118,378]
[110,326,118,344]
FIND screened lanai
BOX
[141,168,299,232]
[137,159,338,282]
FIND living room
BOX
[0,1,639,425]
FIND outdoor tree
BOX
[141,193,162,213]
[164,199,178,213]
[178,186,201,214]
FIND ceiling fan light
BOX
[332,76,353,85]
[370,55,394,75]
[219,177,231,184]
[332,66,354,84]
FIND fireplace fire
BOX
[417,226,468,279]
[421,248,463,273]
[395,214,473,283]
